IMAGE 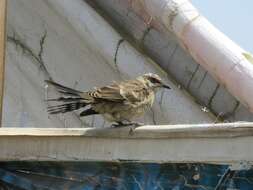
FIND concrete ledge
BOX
[1,122,253,138]
[1,123,253,163]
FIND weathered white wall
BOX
[2,0,214,128]
[87,0,253,122]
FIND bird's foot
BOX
[111,122,144,135]
[128,122,144,136]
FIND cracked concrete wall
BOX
[3,0,214,128]
[87,0,253,122]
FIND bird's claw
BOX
[111,122,144,135]
[128,122,144,136]
[128,125,140,136]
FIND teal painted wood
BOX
[0,162,252,189]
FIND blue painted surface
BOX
[0,162,252,189]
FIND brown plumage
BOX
[46,73,171,126]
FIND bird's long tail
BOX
[45,80,83,96]
[47,102,88,114]
[45,80,89,114]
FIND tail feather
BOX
[47,97,84,102]
[45,80,82,96]
[58,91,80,97]
[48,102,87,114]
[45,80,92,115]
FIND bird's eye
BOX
[149,77,160,84]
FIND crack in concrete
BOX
[232,100,240,115]
[38,30,47,63]
[140,26,152,47]
[7,31,89,127]
[186,64,200,90]
[221,100,240,121]
[167,44,178,69]
[208,84,220,107]
[7,31,51,80]
[114,39,124,66]
[197,71,208,89]
[113,39,124,76]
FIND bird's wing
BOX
[80,80,149,104]
[80,83,125,102]
[120,80,151,106]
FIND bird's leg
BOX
[111,121,144,135]
[127,121,144,135]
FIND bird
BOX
[45,73,171,127]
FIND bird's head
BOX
[141,73,171,91]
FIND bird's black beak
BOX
[162,84,171,89]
